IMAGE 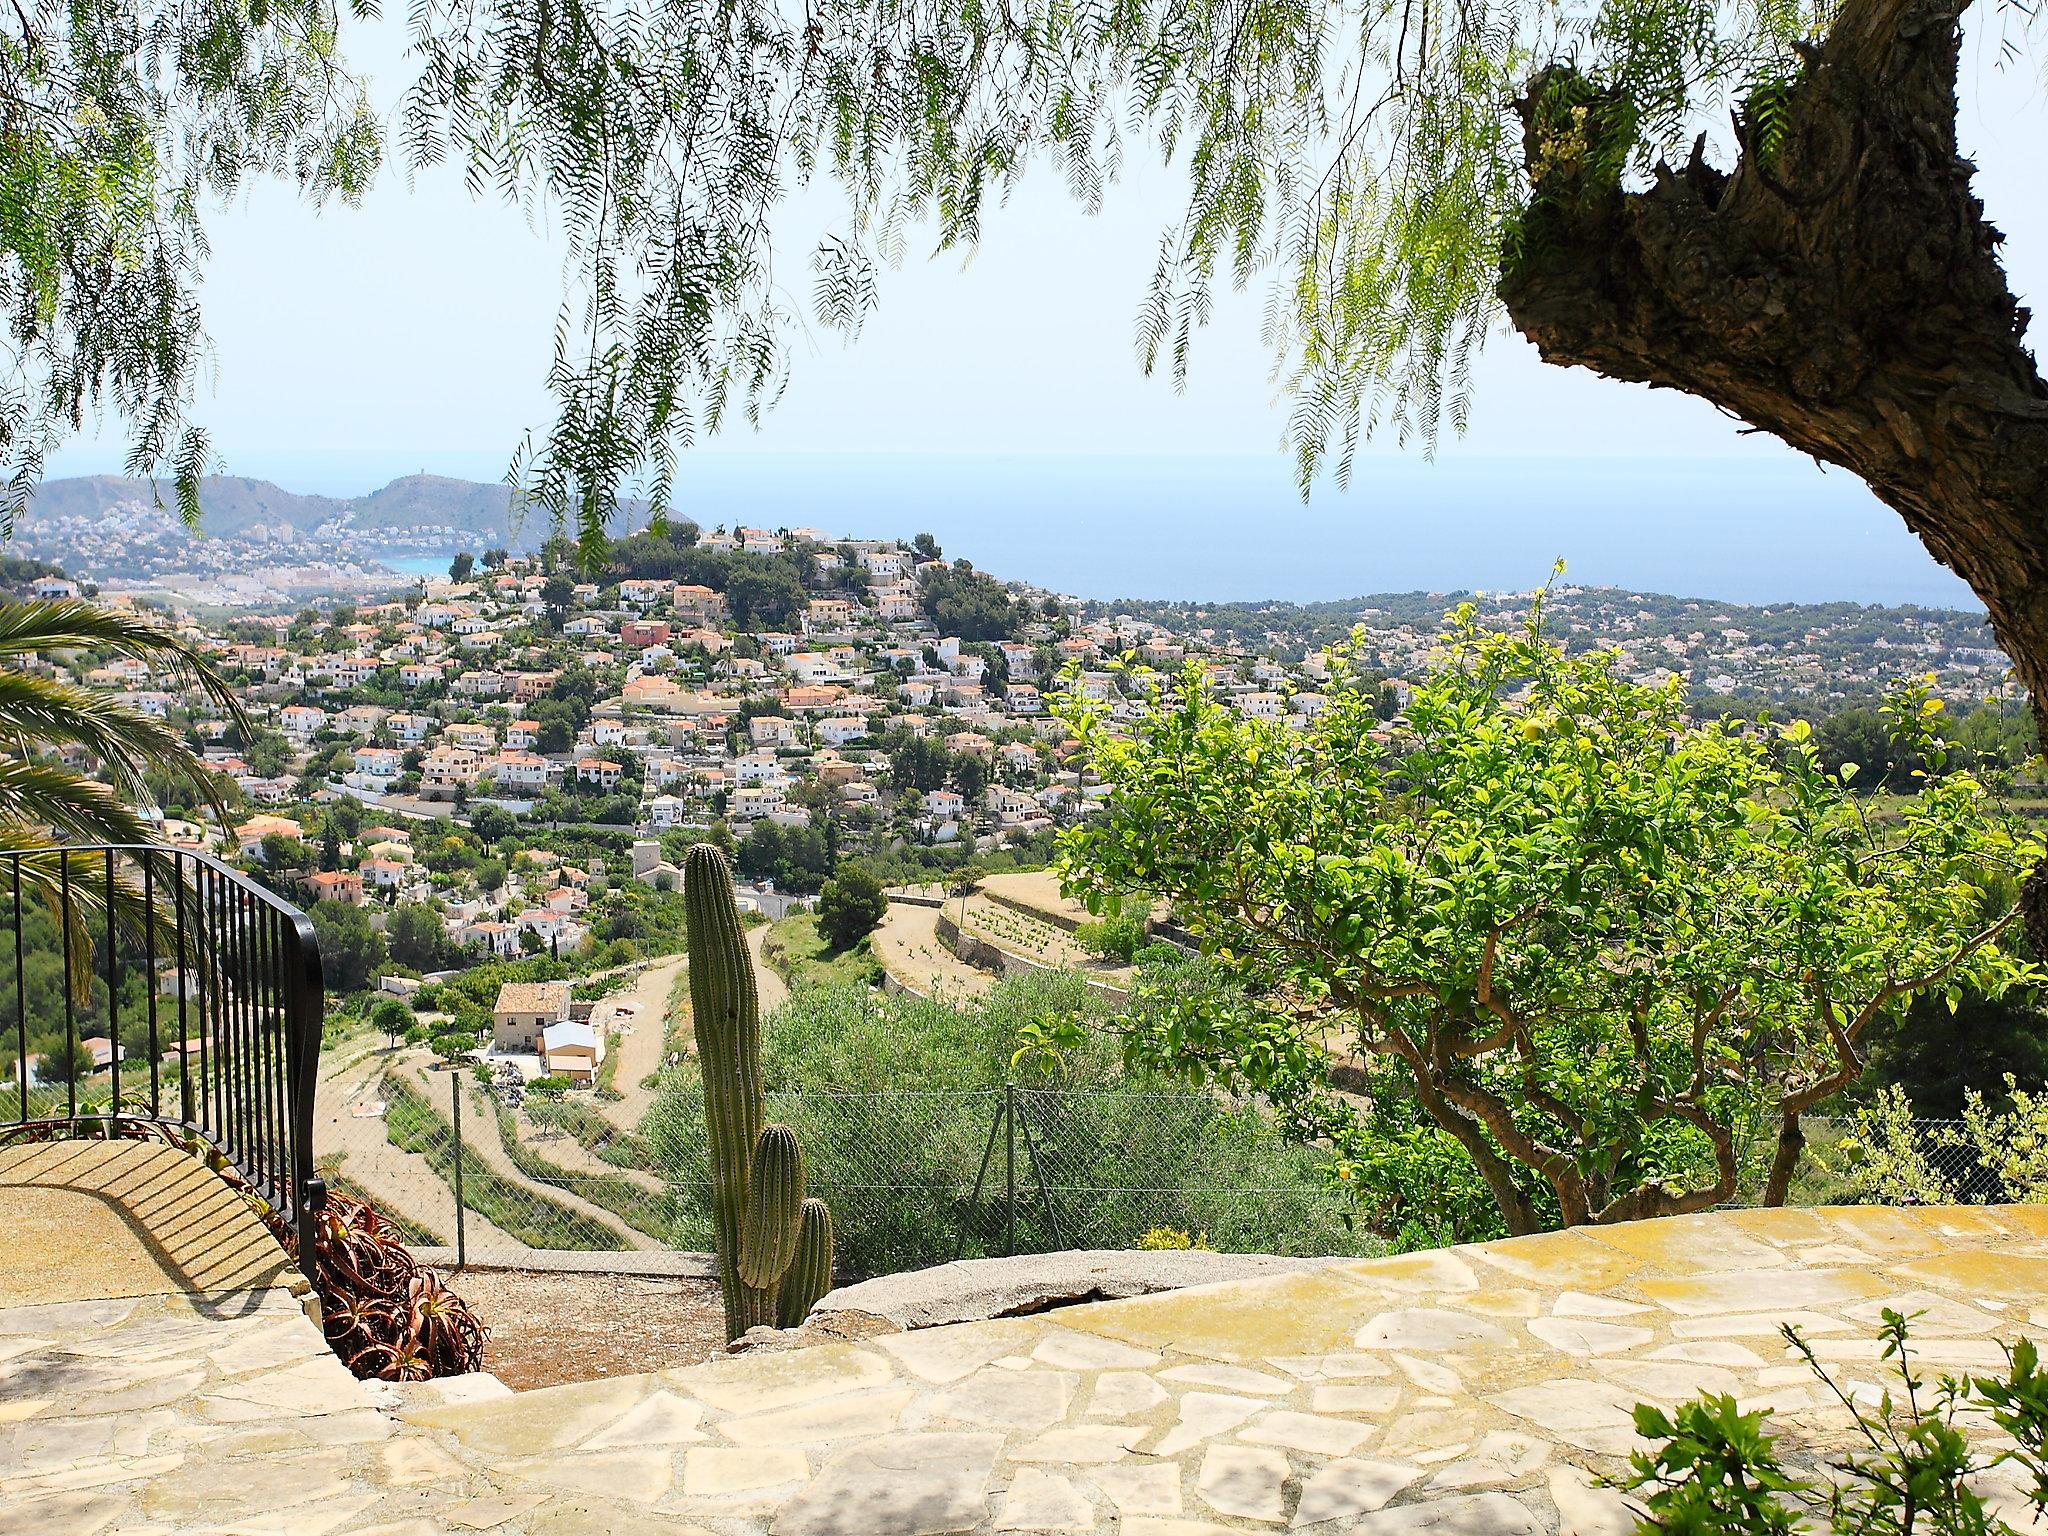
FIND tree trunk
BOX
[1762,1110,1807,1208]
[1407,1072,1549,1236]
[1499,0,2048,955]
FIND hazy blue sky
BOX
[43,14,2048,604]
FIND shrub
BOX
[816,863,888,950]
[1623,1311,2048,1535]
[1077,908,1148,964]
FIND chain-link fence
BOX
[1794,1115,2009,1206]
[315,1056,1383,1276]
[316,1046,2027,1284]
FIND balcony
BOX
[1,844,326,1273]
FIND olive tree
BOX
[1057,596,2042,1234]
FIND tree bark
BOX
[1404,1068,1550,1235]
[1499,0,2048,849]
[1762,1109,1807,1208]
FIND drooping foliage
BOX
[0,0,377,524]
[11,0,1992,547]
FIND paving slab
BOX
[0,1140,298,1304]
[7,1195,2048,1534]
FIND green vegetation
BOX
[683,844,836,1337]
[815,864,888,951]
[605,530,811,629]
[1075,906,1149,965]
[916,562,1032,641]
[310,904,384,992]
[1060,592,2042,1239]
[1838,1078,2048,1208]
[762,913,883,990]
[379,1070,627,1251]
[1625,1312,2048,1536]
[759,969,1118,1092]
[647,963,1384,1276]
[480,1088,695,1246]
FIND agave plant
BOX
[305,1191,488,1380]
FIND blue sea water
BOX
[275,449,1975,610]
[381,555,453,578]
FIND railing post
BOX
[451,1070,467,1270]
[280,893,327,1282]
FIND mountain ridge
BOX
[25,472,644,548]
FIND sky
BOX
[43,12,2048,606]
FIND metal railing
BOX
[1,845,327,1265]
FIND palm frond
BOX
[0,672,233,818]
[0,759,167,850]
[0,601,248,734]
[0,832,175,1002]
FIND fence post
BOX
[1004,1081,1017,1258]
[450,1071,467,1270]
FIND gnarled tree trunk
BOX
[1499,0,2048,1198]
[1499,0,2048,757]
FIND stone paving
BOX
[7,1150,2048,1534]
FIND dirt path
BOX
[869,900,994,999]
[748,923,789,1015]
[512,1115,664,1192]
[594,954,686,1134]
[389,1057,658,1253]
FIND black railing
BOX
[0,844,327,1267]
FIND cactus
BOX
[778,1198,836,1329]
[738,1124,806,1287]
[684,843,835,1339]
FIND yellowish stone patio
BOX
[6,1142,2048,1535]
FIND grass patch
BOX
[760,912,883,989]
[543,1096,661,1173]
[485,1090,708,1247]
[380,1070,627,1251]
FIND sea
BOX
[313,450,1969,611]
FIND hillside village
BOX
[24,525,2026,982]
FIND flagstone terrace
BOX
[7,1136,2048,1536]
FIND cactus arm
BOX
[777,1198,836,1330]
[738,1124,806,1287]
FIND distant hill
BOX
[26,475,343,538]
[24,472,648,550]
[348,475,520,543]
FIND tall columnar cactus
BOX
[684,844,836,1340]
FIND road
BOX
[594,955,686,1134]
